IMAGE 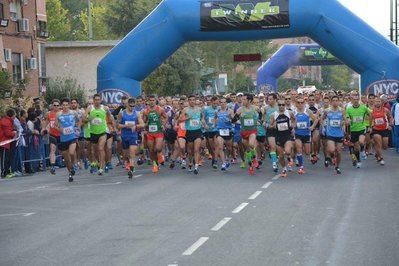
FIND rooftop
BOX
[46,40,120,48]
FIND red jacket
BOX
[0,116,16,150]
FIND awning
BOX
[36,0,47,22]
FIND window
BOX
[12,53,23,83]
[0,3,4,20]
[37,20,48,38]
[9,1,22,21]
[38,43,46,77]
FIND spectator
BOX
[392,94,399,153]
[0,109,17,178]
[11,109,25,176]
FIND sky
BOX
[338,0,391,39]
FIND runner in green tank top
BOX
[232,94,259,174]
[83,94,112,175]
[143,95,168,174]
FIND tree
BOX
[322,66,353,90]
[78,3,117,40]
[45,77,87,105]
[103,0,160,38]
[47,0,71,41]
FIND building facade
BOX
[46,41,118,95]
[0,0,47,97]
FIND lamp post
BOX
[87,0,93,40]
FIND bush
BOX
[45,77,87,105]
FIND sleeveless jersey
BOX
[89,106,107,135]
[204,106,218,132]
[372,107,388,131]
[240,107,258,131]
[48,111,60,137]
[145,106,163,134]
[185,107,202,131]
[58,111,77,142]
[295,110,311,137]
[326,108,344,138]
[274,110,291,136]
[121,110,139,138]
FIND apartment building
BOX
[0,0,47,97]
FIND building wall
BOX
[46,45,113,94]
[0,0,47,97]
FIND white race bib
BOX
[190,119,200,127]
[125,121,136,126]
[374,118,385,125]
[297,122,307,129]
[277,122,289,131]
[149,125,158,132]
[208,117,215,124]
[353,116,363,123]
[330,119,341,127]
[219,129,230,136]
[92,118,102,125]
[62,126,74,135]
[243,119,254,127]
[50,121,55,128]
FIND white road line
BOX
[134,174,142,178]
[211,217,232,231]
[167,264,178,266]
[182,237,209,256]
[262,181,273,189]
[0,212,36,217]
[232,202,249,214]
[248,191,262,200]
[72,181,122,188]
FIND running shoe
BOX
[181,159,187,170]
[221,163,227,171]
[360,151,367,160]
[152,162,159,173]
[50,166,56,175]
[379,159,385,166]
[212,159,218,169]
[194,166,199,175]
[104,165,109,173]
[272,163,278,173]
[137,158,144,165]
[280,170,288,178]
[240,162,246,169]
[188,164,193,172]
[231,158,237,164]
[252,158,259,169]
[107,162,113,170]
[287,160,293,172]
[5,173,15,179]
[248,166,255,175]
[158,153,165,166]
[169,161,175,169]
[98,168,104,176]
[68,174,74,182]
[84,159,89,170]
[335,167,342,175]
[356,162,362,169]
[298,167,305,175]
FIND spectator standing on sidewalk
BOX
[392,95,399,153]
[0,109,17,178]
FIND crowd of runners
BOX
[7,89,398,182]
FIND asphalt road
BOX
[0,151,398,266]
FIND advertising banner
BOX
[200,0,290,31]
[298,46,342,65]
[366,80,399,100]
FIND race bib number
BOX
[125,121,136,126]
[219,129,230,136]
[190,119,200,127]
[352,116,363,123]
[277,122,289,131]
[50,121,55,128]
[297,122,307,129]
[243,119,254,127]
[208,117,215,124]
[149,125,158,132]
[92,118,102,125]
[330,119,341,127]
[62,126,74,136]
[374,118,385,125]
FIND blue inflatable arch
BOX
[257,43,343,92]
[98,0,399,103]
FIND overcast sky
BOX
[338,0,391,39]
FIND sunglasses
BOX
[297,102,304,104]
[278,104,286,106]
[285,98,291,100]
[53,104,60,107]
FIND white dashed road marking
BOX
[182,237,209,256]
[248,191,262,200]
[211,217,232,231]
[0,212,36,218]
[232,202,249,214]
[262,181,273,189]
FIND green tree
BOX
[77,3,117,40]
[103,0,160,38]
[45,77,87,105]
[322,66,353,90]
[47,0,71,41]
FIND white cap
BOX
[237,92,244,96]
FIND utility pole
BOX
[396,0,398,44]
[391,0,394,42]
[87,0,93,40]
